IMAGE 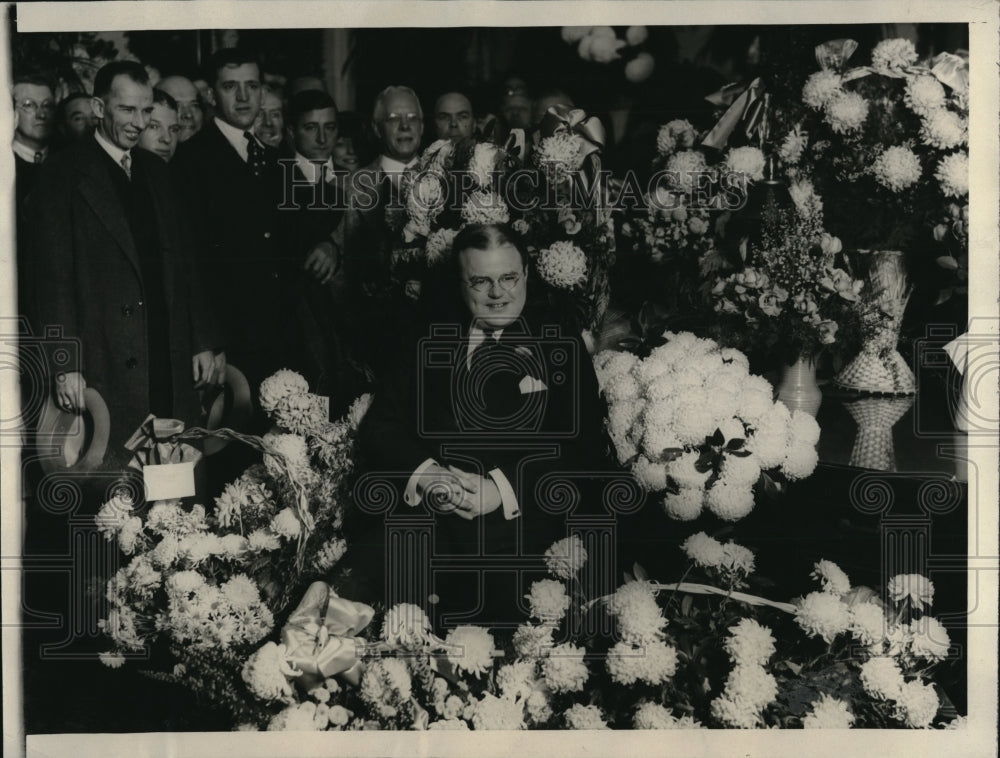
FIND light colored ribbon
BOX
[930,51,969,92]
[701,77,763,150]
[538,104,606,161]
[280,581,375,688]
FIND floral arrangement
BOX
[385,138,517,298]
[708,188,865,362]
[97,370,372,724]
[593,331,820,522]
[388,116,617,333]
[229,531,961,731]
[773,37,969,293]
[619,121,773,331]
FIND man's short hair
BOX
[93,60,150,101]
[13,71,54,92]
[452,223,528,270]
[203,47,261,87]
[56,91,90,119]
[152,88,179,112]
[288,89,338,127]
[372,85,423,125]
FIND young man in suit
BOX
[278,88,365,409]
[23,60,223,475]
[173,48,310,401]
[358,224,609,630]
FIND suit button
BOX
[137,299,144,308]
[125,357,138,369]
[121,305,133,316]
[264,231,272,239]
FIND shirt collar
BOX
[94,129,130,168]
[295,152,334,184]
[12,138,47,164]
[215,116,260,162]
[466,325,503,369]
[378,153,418,174]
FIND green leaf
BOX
[710,428,725,446]
[725,438,745,451]
[623,572,634,584]
[681,594,693,617]
[633,562,649,582]
[785,660,803,676]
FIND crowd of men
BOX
[13,47,579,480]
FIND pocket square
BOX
[519,375,548,394]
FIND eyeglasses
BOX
[15,99,54,115]
[465,273,522,293]
[384,112,420,128]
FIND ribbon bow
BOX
[701,77,765,150]
[280,581,375,689]
[538,104,606,161]
[814,38,859,71]
[930,51,968,92]
[124,414,199,469]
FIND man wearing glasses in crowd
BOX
[326,84,426,378]
[11,73,55,211]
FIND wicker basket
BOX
[834,251,916,395]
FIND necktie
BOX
[33,151,44,164]
[244,132,267,177]
[120,152,131,180]
[469,330,497,375]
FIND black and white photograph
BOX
[1,1,997,756]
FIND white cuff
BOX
[488,468,520,520]
[404,458,438,506]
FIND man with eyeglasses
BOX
[322,84,426,379]
[357,222,609,630]
[433,91,475,142]
[12,73,55,211]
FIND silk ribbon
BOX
[280,581,375,688]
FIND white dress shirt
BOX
[294,152,335,184]
[214,116,262,163]
[94,130,131,175]
[12,138,47,164]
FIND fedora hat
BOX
[36,387,110,474]
[201,364,254,455]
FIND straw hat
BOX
[36,387,110,473]
[201,364,254,455]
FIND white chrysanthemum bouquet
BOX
[775,36,968,301]
[97,369,372,723]
[594,332,820,521]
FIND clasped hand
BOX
[416,463,502,520]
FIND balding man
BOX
[157,75,204,143]
[433,91,474,141]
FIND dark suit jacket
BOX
[23,137,220,470]
[360,307,609,556]
[172,120,299,391]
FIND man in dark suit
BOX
[359,224,608,629]
[172,48,308,401]
[323,85,424,379]
[24,60,223,474]
[277,88,362,410]
[12,73,55,213]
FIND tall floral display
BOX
[386,108,616,335]
[772,37,969,393]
